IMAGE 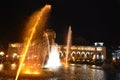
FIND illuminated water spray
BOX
[44,43,61,69]
[15,5,51,80]
[65,26,72,67]
[44,32,61,69]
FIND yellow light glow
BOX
[0,64,3,71]
[71,46,77,49]
[96,47,102,51]
[24,70,40,75]
[33,71,40,74]
[24,70,31,74]
[93,54,96,60]
[11,63,17,70]
[0,51,4,56]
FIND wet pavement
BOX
[0,64,120,80]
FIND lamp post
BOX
[0,51,5,63]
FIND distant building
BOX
[58,42,106,62]
[112,46,120,62]
[7,28,106,64]
[7,42,106,63]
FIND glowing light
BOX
[0,64,3,71]
[13,53,17,58]
[93,54,96,60]
[97,54,99,59]
[112,57,116,61]
[24,70,31,74]
[10,43,21,47]
[71,46,77,49]
[6,55,9,57]
[11,63,17,70]
[96,47,102,51]
[32,71,40,74]
[94,42,104,46]
[74,46,96,51]
[101,55,104,60]
[0,51,4,56]
[22,65,40,75]
[117,56,120,59]
[15,4,51,80]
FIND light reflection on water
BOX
[0,64,120,80]
[63,64,104,80]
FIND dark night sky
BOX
[0,0,120,48]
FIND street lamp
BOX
[0,51,4,56]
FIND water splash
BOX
[44,41,61,69]
[44,33,61,69]
[15,5,51,80]
[65,26,72,67]
[42,33,50,67]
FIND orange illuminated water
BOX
[42,33,50,68]
[65,26,72,67]
[15,5,51,80]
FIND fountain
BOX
[43,26,72,69]
[65,26,72,67]
[0,3,111,80]
[39,30,61,69]
[15,4,51,80]
[44,41,61,69]
[0,4,72,80]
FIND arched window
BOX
[77,51,80,56]
[86,52,90,57]
[71,51,76,56]
[81,52,85,57]
[81,52,85,55]
[77,51,80,54]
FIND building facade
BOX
[58,44,106,63]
